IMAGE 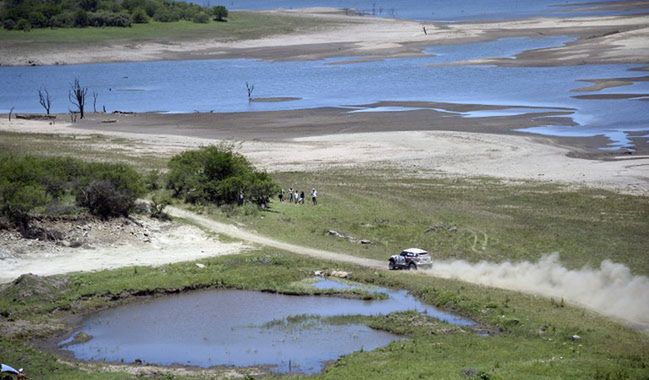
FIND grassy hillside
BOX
[0,11,339,45]
[200,170,649,276]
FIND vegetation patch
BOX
[0,249,647,379]
[1,0,229,30]
[0,154,146,238]
[0,11,341,46]
[167,144,278,207]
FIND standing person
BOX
[299,190,305,204]
[288,187,294,203]
[311,188,318,205]
[294,190,299,204]
[238,190,244,206]
[279,189,284,203]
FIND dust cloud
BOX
[427,253,649,331]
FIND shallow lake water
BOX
[60,280,474,374]
[198,0,637,21]
[2,34,647,149]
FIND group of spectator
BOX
[279,187,318,205]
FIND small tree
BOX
[92,91,99,113]
[245,82,255,102]
[38,87,52,115]
[212,5,228,21]
[150,192,171,220]
[167,145,279,206]
[69,78,88,119]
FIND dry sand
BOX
[2,117,647,195]
[2,9,648,66]
[0,214,247,284]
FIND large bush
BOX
[167,145,278,206]
[0,154,144,229]
[212,5,227,21]
[77,180,135,219]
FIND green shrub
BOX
[152,8,179,22]
[167,145,278,206]
[212,5,227,21]
[131,8,148,23]
[50,12,73,27]
[145,170,162,191]
[88,11,124,27]
[16,18,31,31]
[28,11,47,27]
[73,10,89,27]
[77,180,135,219]
[0,154,144,226]
[144,0,160,17]
[1,184,50,228]
[192,11,209,23]
[150,192,171,220]
[2,19,16,30]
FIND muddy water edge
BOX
[46,277,480,375]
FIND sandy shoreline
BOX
[1,114,647,195]
[1,9,648,67]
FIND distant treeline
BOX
[0,0,228,30]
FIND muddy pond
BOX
[60,278,474,374]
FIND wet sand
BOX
[4,103,647,196]
[75,102,588,147]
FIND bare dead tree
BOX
[92,91,99,113]
[38,87,53,115]
[68,78,88,119]
[245,82,255,102]
[9,106,15,121]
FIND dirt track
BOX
[167,206,385,270]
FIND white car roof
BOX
[402,248,428,254]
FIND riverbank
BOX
[0,8,647,67]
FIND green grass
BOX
[197,170,649,275]
[0,11,341,47]
[0,131,169,170]
[1,249,647,379]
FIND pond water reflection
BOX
[61,280,474,374]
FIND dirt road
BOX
[167,206,385,270]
